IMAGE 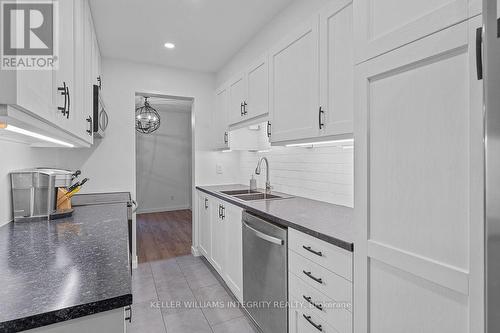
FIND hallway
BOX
[137,210,192,263]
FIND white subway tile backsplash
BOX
[239,145,353,207]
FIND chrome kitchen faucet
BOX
[255,157,271,192]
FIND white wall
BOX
[216,0,330,86]
[239,146,353,207]
[136,103,192,213]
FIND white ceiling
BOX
[89,0,294,72]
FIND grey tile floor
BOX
[127,255,259,333]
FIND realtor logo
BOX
[1,0,58,70]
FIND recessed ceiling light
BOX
[164,42,175,49]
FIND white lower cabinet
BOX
[198,191,243,302]
[222,202,243,301]
[289,229,353,333]
[198,192,212,258]
[209,199,225,274]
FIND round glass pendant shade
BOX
[135,97,161,134]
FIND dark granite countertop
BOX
[196,184,354,252]
[0,196,132,332]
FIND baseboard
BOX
[191,246,201,257]
[136,205,192,214]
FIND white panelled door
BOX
[354,16,484,333]
[246,55,269,121]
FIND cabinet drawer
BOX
[289,228,352,281]
[290,272,352,333]
[289,293,341,333]
[289,250,352,305]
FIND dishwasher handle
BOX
[243,221,284,245]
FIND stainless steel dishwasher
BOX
[242,211,287,333]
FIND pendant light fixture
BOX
[135,97,161,134]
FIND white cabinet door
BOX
[269,17,319,143]
[214,87,229,149]
[319,0,353,137]
[222,202,243,302]
[210,200,225,274]
[53,0,75,131]
[228,74,247,125]
[16,70,55,123]
[246,55,269,121]
[353,0,467,63]
[198,192,212,259]
[354,16,483,333]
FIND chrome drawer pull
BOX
[302,245,323,257]
[303,295,323,311]
[303,270,323,284]
[303,314,322,331]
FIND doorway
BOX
[134,93,194,263]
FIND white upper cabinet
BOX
[0,0,100,147]
[245,55,269,121]
[228,74,247,125]
[319,0,354,137]
[354,16,484,333]
[269,18,320,143]
[353,0,468,63]
[213,86,230,149]
[53,0,75,131]
[226,54,270,127]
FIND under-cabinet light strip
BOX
[3,124,75,147]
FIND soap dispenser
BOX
[250,175,257,191]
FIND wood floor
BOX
[136,210,192,263]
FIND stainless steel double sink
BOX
[220,189,290,201]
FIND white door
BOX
[354,16,484,333]
[210,200,225,274]
[223,203,243,302]
[53,0,75,131]
[269,17,320,143]
[228,74,247,125]
[214,87,229,149]
[198,193,212,259]
[246,55,269,121]
[319,0,353,137]
[353,0,468,63]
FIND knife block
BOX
[56,188,72,211]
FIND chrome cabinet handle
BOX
[204,198,208,209]
[303,245,323,257]
[303,270,323,284]
[303,295,323,311]
[224,132,228,144]
[125,306,132,323]
[243,222,284,245]
[240,102,244,116]
[318,106,324,129]
[303,314,322,331]
[243,101,248,115]
[86,116,92,135]
[476,26,483,80]
[57,82,68,117]
[66,85,70,118]
[267,121,271,138]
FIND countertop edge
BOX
[0,294,132,333]
[196,186,354,252]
